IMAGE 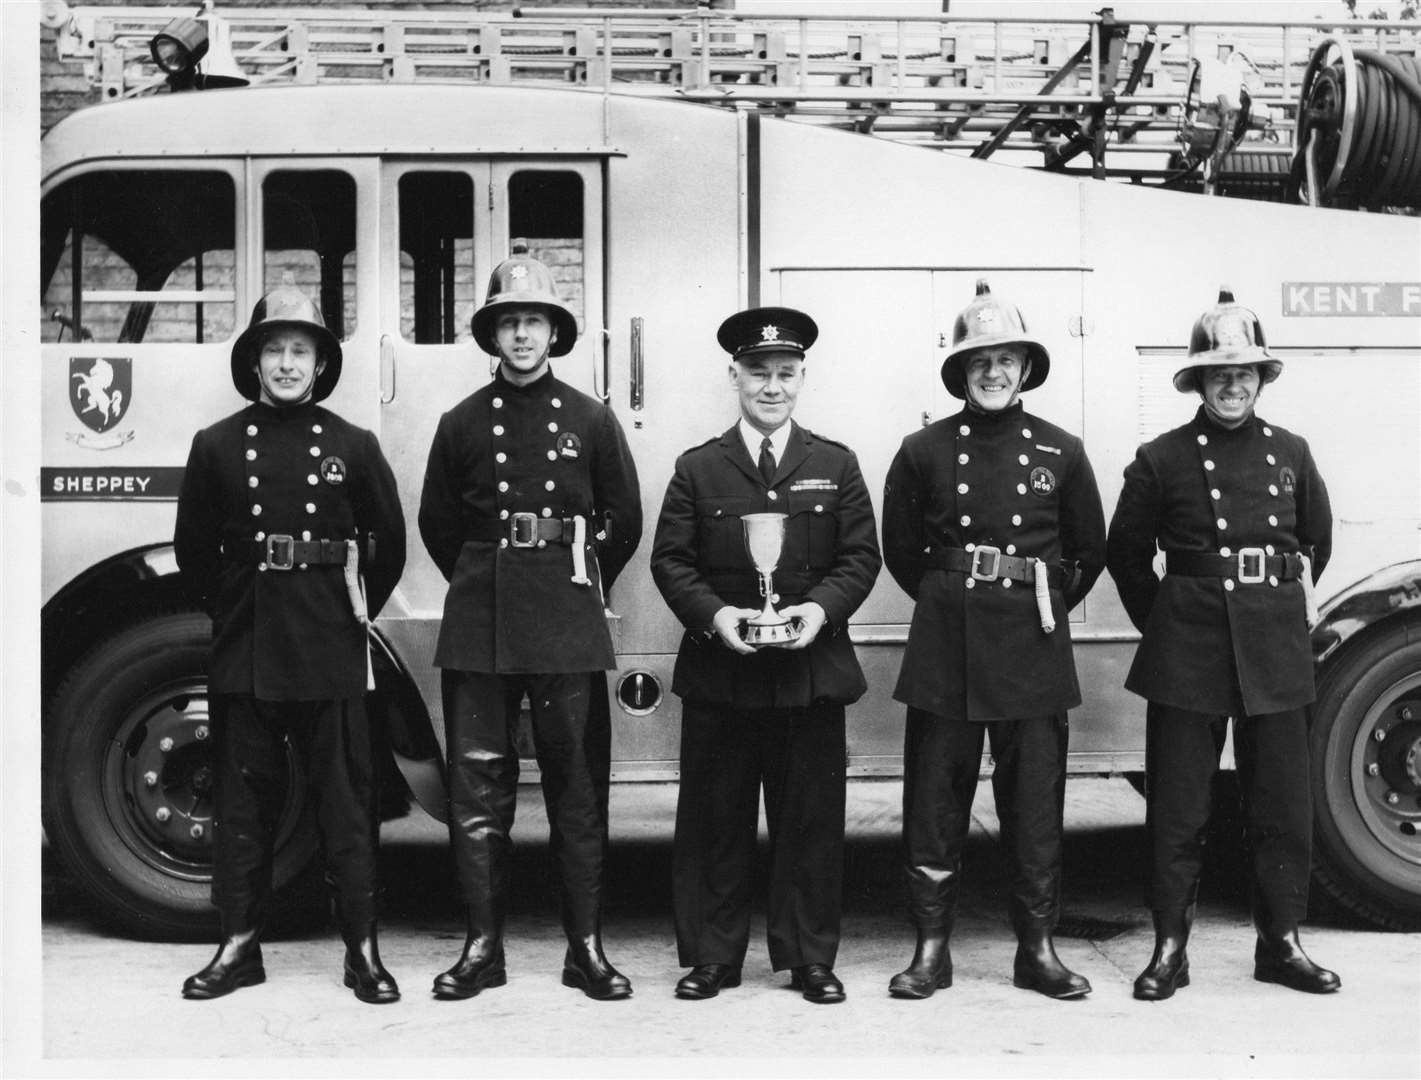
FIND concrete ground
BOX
[29,779,1421,1078]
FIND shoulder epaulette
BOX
[802,428,854,453]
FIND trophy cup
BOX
[740,512,801,647]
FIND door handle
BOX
[630,316,644,411]
[379,334,395,404]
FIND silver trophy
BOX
[740,512,801,647]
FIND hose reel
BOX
[1291,36,1421,210]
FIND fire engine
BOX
[36,3,1421,938]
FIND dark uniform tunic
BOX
[1107,406,1332,917]
[418,369,641,915]
[175,400,405,927]
[881,401,1105,930]
[651,422,881,970]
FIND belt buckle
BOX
[265,533,295,571]
[970,544,1002,582]
[509,512,539,548]
[1237,547,1266,584]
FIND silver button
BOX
[815,504,824,513]
[307,474,319,486]
[958,453,969,465]
[251,504,262,516]
[547,450,558,462]
[312,424,323,434]
[309,446,321,457]
[537,539,547,549]
[493,425,505,436]
[499,509,509,520]
[1268,514,1279,526]
[545,480,556,491]
[1197,434,1208,446]
[552,397,562,408]
[1011,514,1022,525]
[1211,488,1221,500]
[768,491,779,501]
[248,476,258,488]
[298,563,308,571]
[959,424,971,436]
[1269,575,1279,587]
[541,507,553,517]
[1018,454,1029,466]
[1269,484,1279,496]
[499,538,509,549]
[255,531,266,541]
[957,483,969,494]
[1022,428,1032,439]
[1204,460,1215,471]
[1002,578,1013,589]
[965,542,976,552]
[1221,546,1232,556]
[498,481,509,493]
[548,422,559,433]
[245,449,257,461]
[1006,544,1017,555]
[246,424,258,437]
[493,397,503,409]
[1265,544,1275,555]
[959,514,971,526]
[1263,426,1273,437]
[965,578,976,589]
[305,502,316,514]
[1017,483,1027,495]
[301,530,312,541]
[258,563,267,572]
[1217,518,1227,530]
[1224,579,1235,592]
[1266,454,1276,465]
[496,452,508,464]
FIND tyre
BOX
[1310,625,1421,930]
[42,610,322,941]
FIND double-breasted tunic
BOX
[1107,406,1332,716]
[651,422,882,709]
[419,370,641,674]
[882,402,1106,721]
[174,401,406,701]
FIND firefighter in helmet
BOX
[174,285,406,1003]
[1107,288,1338,1000]
[881,279,1106,1000]
[418,243,642,1000]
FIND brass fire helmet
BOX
[941,278,1050,399]
[1174,287,1283,393]
[470,241,579,359]
[230,285,343,403]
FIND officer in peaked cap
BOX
[651,305,881,1004]
[174,285,406,1004]
[1108,288,1338,1001]
[881,279,1106,1001]
[419,242,642,1001]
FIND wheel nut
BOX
[1374,728,1388,742]
[195,725,209,741]
[1399,706,1414,721]
[143,770,159,787]
[190,824,205,839]
[1367,763,1380,776]
[1386,791,1400,805]
[159,736,175,752]
[155,807,171,822]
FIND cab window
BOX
[398,171,475,344]
[509,170,584,333]
[40,169,236,344]
[262,170,357,339]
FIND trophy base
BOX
[741,619,801,647]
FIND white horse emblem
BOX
[69,358,131,433]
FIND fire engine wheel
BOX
[42,610,322,941]
[1310,626,1421,931]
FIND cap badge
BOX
[976,309,1000,328]
[510,265,528,279]
[1029,466,1057,497]
[320,455,347,485]
[761,324,781,341]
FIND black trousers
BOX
[902,709,1069,931]
[1145,703,1312,922]
[442,669,610,933]
[211,694,378,929]
[672,701,847,972]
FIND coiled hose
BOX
[1289,37,1421,209]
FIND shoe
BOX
[433,901,508,1000]
[790,963,845,1004]
[1254,929,1340,994]
[675,963,742,1000]
[562,935,633,1000]
[1012,926,1091,999]
[889,927,952,999]
[1134,906,1193,1002]
[341,922,400,1005]
[182,930,266,1000]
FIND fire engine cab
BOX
[36,3,1421,937]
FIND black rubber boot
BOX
[340,919,400,1004]
[433,899,508,1000]
[1133,905,1193,1001]
[888,924,953,999]
[562,927,632,1001]
[1254,924,1341,994]
[1012,922,1091,999]
[182,925,265,1000]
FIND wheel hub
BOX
[1356,695,1421,849]
[121,689,215,862]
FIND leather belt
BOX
[223,535,374,571]
[927,546,1066,588]
[1165,549,1303,583]
[467,513,584,548]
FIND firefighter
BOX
[881,280,1106,1000]
[174,286,406,1004]
[419,245,642,1001]
[1107,288,1339,1000]
[650,307,881,1005]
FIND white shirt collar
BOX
[739,418,791,465]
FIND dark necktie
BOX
[758,436,776,487]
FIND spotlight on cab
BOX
[149,15,249,91]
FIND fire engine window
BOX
[40,170,236,344]
[508,171,584,330]
[262,170,357,340]
[398,172,476,344]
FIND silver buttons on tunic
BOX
[958,483,969,494]
[1002,578,1013,589]
[959,424,971,437]
[312,424,323,435]
[547,450,558,462]
[245,449,257,461]
[1266,454,1276,465]
[1221,546,1232,556]
[542,507,553,517]
[965,578,976,589]
[493,397,504,409]
[768,490,779,501]
[1263,426,1273,437]
[1269,484,1279,496]
[1217,518,1227,530]
[493,425,505,436]
[960,514,971,526]
[499,509,510,520]
[302,530,312,541]
[1018,454,1029,466]
[548,422,559,433]
[1268,515,1279,526]
[958,453,969,465]
[1197,434,1208,446]
[1022,428,1032,439]
[1017,483,1027,495]
[248,476,258,488]
[545,480,556,491]
[1204,460,1216,471]
[552,397,562,408]
[251,504,262,516]
[305,503,316,514]
[1269,576,1279,587]
[496,452,507,464]
[309,446,320,457]
[1011,514,1022,526]
[1265,544,1275,555]
[498,481,509,493]
[1224,579,1236,591]
[246,424,258,436]
[1211,488,1221,500]
[1006,544,1017,555]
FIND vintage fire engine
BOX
[36,3,1421,937]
